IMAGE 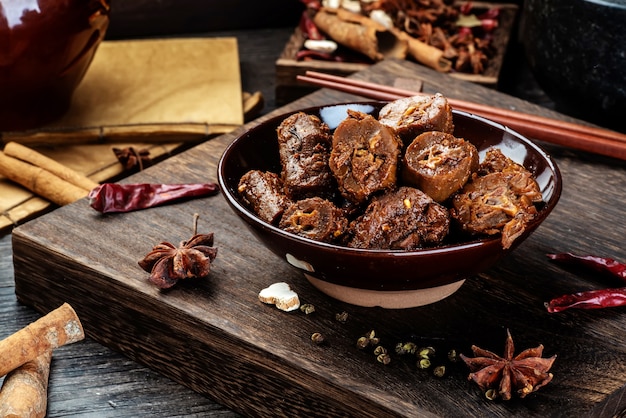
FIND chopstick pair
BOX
[297,70,626,161]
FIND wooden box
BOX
[275,2,518,105]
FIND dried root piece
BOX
[259,282,301,312]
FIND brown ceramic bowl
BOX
[218,102,562,308]
[0,0,110,131]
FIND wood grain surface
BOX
[8,56,626,417]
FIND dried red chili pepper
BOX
[299,0,321,10]
[89,183,219,213]
[296,49,342,62]
[545,252,626,312]
[480,18,498,32]
[478,8,500,20]
[545,288,626,313]
[457,26,473,37]
[459,1,474,15]
[547,253,626,282]
[299,10,324,40]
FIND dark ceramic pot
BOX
[520,0,626,132]
[0,0,110,131]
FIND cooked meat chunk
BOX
[276,112,335,200]
[378,93,455,145]
[279,197,348,243]
[479,147,525,175]
[348,187,450,250]
[450,150,543,249]
[329,110,402,205]
[402,131,479,202]
[478,148,543,203]
[238,170,293,225]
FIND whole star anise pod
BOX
[113,146,153,172]
[138,214,217,289]
[459,329,557,400]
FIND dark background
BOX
[107,0,524,39]
[105,0,553,118]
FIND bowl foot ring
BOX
[304,274,466,309]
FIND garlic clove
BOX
[370,9,394,30]
[341,0,362,14]
[304,39,338,54]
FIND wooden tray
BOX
[275,2,518,105]
[12,59,626,417]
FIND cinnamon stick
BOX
[0,303,84,378]
[392,29,452,72]
[0,151,91,206]
[4,141,99,191]
[0,351,52,418]
[1,123,212,147]
[313,8,407,61]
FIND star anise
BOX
[459,329,557,400]
[138,214,217,289]
[113,146,153,172]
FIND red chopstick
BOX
[297,71,626,160]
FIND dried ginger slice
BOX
[259,282,301,312]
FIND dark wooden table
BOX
[3,28,626,417]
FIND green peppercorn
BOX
[365,330,379,345]
[335,311,349,323]
[356,336,370,349]
[418,346,436,359]
[395,342,418,355]
[403,342,417,355]
[311,332,325,345]
[433,365,446,378]
[373,345,387,356]
[377,353,391,365]
[300,304,316,315]
[418,358,431,369]
[485,389,498,401]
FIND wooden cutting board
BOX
[0,37,243,234]
[11,59,626,417]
